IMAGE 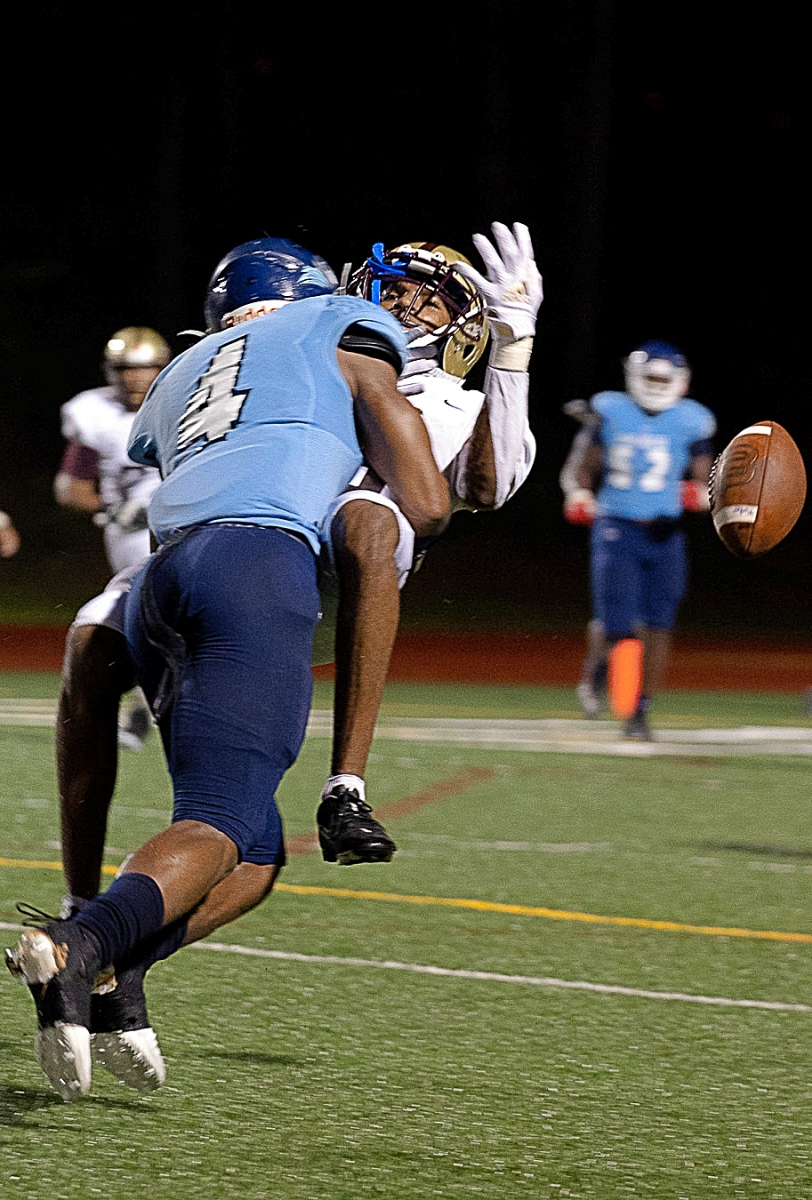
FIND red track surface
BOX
[2,624,811,692]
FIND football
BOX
[709,420,806,557]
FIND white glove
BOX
[397,325,437,397]
[398,357,434,397]
[457,222,543,343]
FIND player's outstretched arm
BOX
[339,350,450,539]
[452,222,541,510]
[458,221,543,363]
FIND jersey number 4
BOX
[177,336,250,453]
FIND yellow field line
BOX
[1,857,79,873]
[2,856,811,944]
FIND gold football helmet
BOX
[350,242,489,378]
[103,327,171,379]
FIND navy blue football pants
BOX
[124,524,320,864]
[589,515,687,640]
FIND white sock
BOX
[322,774,366,802]
[59,894,91,919]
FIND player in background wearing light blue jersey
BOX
[7,237,450,1101]
[562,341,715,740]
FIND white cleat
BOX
[37,1023,92,1101]
[92,1028,166,1092]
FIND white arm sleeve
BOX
[448,365,536,510]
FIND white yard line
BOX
[187,942,812,1013]
[3,701,812,755]
[0,921,806,1013]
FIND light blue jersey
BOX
[128,296,407,552]
[591,391,716,521]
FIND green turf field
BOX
[2,672,812,1198]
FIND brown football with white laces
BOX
[709,420,806,557]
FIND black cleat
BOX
[316,786,397,865]
[91,960,166,1091]
[623,710,653,741]
[6,920,102,1100]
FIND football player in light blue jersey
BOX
[7,236,451,1102]
[28,225,539,1098]
[562,341,715,740]
[129,288,418,551]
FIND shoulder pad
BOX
[338,324,402,372]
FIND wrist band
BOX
[0,512,11,530]
[489,337,534,372]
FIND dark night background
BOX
[1,3,810,646]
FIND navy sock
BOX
[73,873,165,966]
[117,916,189,975]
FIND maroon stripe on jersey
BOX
[59,440,100,480]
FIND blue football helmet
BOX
[624,339,690,413]
[204,237,339,331]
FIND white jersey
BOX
[312,360,535,663]
[404,369,485,496]
[60,386,160,572]
[60,387,161,516]
[399,363,535,511]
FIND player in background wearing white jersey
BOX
[54,327,172,749]
[26,225,538,1094]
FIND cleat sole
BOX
[93,1028,166,1091]
[37,1023,92,1101]
[318,840,338,863]
[336,846,396,866]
